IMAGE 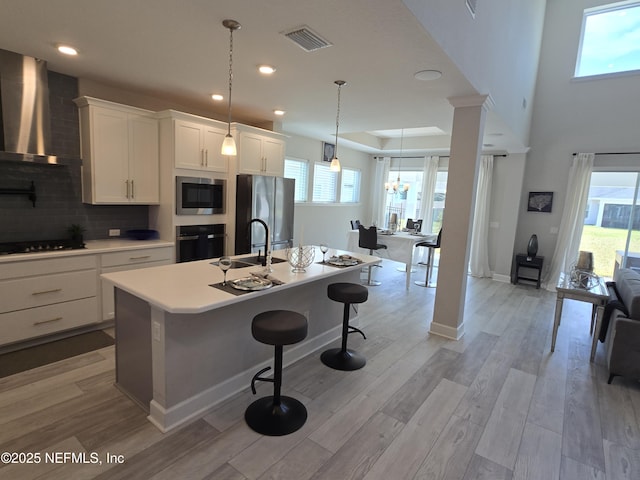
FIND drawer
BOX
[0,255,96,281]
[100,247,173,268]
[0,297,98,346]
[0,270,97,314]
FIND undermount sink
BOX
[240,255,287,265]
[211,256,286,269]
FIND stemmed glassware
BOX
[320,243,329,263]
[218,256,232,285]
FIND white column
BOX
[430,94,493,340]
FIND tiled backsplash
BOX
[0,71,148,243]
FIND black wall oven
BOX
[176,176,225,215]
[176,224,225,263]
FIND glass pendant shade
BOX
[221,134,237,156]
[330,157,341,172]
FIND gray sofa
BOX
[603,268,640,384]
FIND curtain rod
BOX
[572,151,640,156]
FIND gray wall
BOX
[0,71,149,243]
[515,0,640,268]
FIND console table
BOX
[513,254,544,288]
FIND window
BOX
[579,170,640,279]
[312,163,338,202]
[284,158,309,202]
[340,168,361,203]
[575,1,640,78]
[383,169,447,231]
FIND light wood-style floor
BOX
[2,259,640,480]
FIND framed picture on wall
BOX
[322,142,335,163]
[527,191,553,212]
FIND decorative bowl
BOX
[286,245,315,273]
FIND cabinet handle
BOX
[32,288,63,296]
[205,149,209,167]
[201,149,205,166]
[131,179,135,199]
[129,255,151,260]
[125,179,130,199]
[34,317,63,326]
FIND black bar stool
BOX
[246,310,308,436]
[415,229,442,288]
[358,225,387,286]
[321,282,369,371]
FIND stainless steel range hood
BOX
[0,49,57,164]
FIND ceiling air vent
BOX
[466,0,477,17]
[282,25,332,52]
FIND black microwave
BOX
[176,176,225,215]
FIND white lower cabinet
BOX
[100,246,173,320]
[0,256,98,347]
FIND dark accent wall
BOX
[0,71,149,243]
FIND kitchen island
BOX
[102,247,379,432]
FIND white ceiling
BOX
[0,0,523,155]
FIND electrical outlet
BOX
[153,321,161,341]
[109,229,120,237]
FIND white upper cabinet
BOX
[237,127,285,176]
[74,97,159,204]
[174,118,228,172]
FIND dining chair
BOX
[350,219,361,230]
[415,228,441,287]
[358,225,387,286]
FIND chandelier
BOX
[385,129,410,193]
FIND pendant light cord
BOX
[227,26,234,136]
[334,82,342,158]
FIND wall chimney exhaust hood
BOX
[0,49,58,164]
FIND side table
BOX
[513,254,544,289]
[551,273,609,361]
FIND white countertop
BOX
[0,238,174,264]
[102,247,379,315]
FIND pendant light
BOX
[330,80,346,172]
[221,19,241,156]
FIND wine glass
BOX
[218,256,232,285]
[320,243,329,263]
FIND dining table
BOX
[347,229,437,289]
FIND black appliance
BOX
[176,176,225,215]
[176,224,225,263]
[235,175,295,255]
[0,239,85,255]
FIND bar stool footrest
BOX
[320,348,366,371]
[348,325,366,339]
[250,366,273,394]
[245,396,307,436]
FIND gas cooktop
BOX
[0,239,86,255]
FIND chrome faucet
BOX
[248,218,272,272]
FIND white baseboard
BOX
[429,321,465,340]
[147,324,343,432]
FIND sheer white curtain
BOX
[416,156,439,263]
[546,153,595,290]
[469,155,493,277]
[419,156,439,232]
[371,157,390,226]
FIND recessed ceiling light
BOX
[57,45,78,56]
[258,65,276,75]
[414,69,442,81]
[211,94,224,101]
[273,109,285,116]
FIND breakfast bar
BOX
[102,248,379,432]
